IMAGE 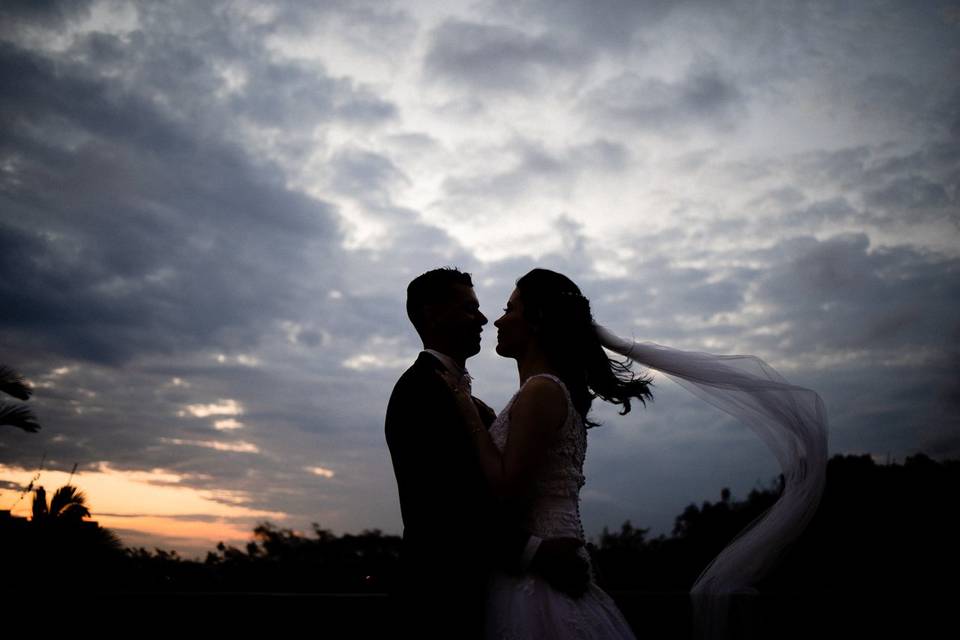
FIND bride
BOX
[441,268,828,639]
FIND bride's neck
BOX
[516,349,557,384]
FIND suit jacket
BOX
[385,352,528,634]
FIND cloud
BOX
[327,146,411,204]
[162,438,260,454]
[442,138,630,205]
[582,60,745,134]
[180,399,243,419]
[0,4,416,537]
[0,37,348,365]
[254,0,419,61]
[703,139,959,252]
[484,0,690,52]
[306,465,335,479]
[751,233,960,361]
[0,0,95,35]
[423,19,588,94]
[777,197,858,228]
[229,59,398,128]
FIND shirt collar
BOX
[422,349,468,379]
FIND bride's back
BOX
[489,373,587,541]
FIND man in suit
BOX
[385,267,587,638]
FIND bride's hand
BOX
[436,369,480,421]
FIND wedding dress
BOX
[485,373,636,640]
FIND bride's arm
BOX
[443,373,589,595]
[444,375,567,500]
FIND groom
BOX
[385,267,588,638]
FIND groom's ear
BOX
[421,302,440,329]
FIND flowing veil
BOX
[594,326,828,638]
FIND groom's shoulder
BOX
[389,353,438,402]
[386,354,442,439]
[396,352,441,384]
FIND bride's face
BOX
[494,288,534,358]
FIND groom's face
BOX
[428,284,487,360]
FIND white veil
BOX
[594,326,828,638]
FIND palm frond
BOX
[0,402,41,432]
[95,526,124,551]
[0,365,32,400]
[58,502,92,521]
[50,485,89,519]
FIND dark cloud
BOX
[423,19,588,94]
[752,233,960,358]
[243,0,419,58]
[864,175,953,222]
[0,0,417,368]
[717,140,958,234]
[484,0,697,51]
[853,73,925,125]
[778,197,860,228]
[582,61,745,134]
[0,53,339,364]
[857,143,959,228]
[0,4,401,527]
[327,147,410,204]
[0,0,95,33]
[442,138,630,204]
[230,60,397,128]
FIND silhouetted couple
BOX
[385,267,828,639]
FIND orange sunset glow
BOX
[0,463,286,557]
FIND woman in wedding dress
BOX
[442,268,828,639]
[441,268,649,639]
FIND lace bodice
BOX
[484,375,637,640]
[488,374,587,541]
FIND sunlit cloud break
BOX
[342,354,412,371]
[179,399,244,418]
[214,418,244,431]
[162,438,260,454]
[306,466,336,479]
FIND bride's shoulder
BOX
[512,375,569,425]
[521,373,565,392]
[521,373,572,398]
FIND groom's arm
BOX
[387,372,497,547]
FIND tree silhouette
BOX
[32,484,93,523]
[30,484,124,554]
[5,447,951,635]
[0,483,125,591]
[0,364,40,432]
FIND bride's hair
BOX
[515,268,652,427]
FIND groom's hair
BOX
[406,267,473,334]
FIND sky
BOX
[1,0,958,559]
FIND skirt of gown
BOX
[485,567,637,640]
